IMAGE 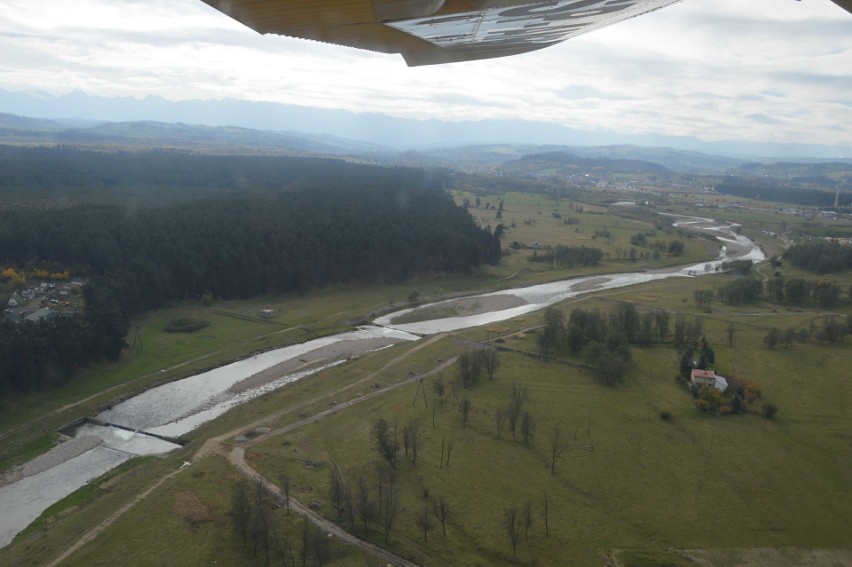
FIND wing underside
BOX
[200,0,683,66]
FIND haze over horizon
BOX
[0,0,850,156]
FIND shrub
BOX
[693,399,710,412]
[658,409,672,421]
[166,318,209,333]
[762,403,778,419]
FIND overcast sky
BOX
[0,0,849,147]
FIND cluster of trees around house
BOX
[676,335,770,416]
[0,155,501,395]
[784,241,852,274]
[715,180,839,208]
[527,244,603,268]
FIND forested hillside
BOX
[0,149,500,394]
[0,146,369,205]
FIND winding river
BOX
[0,216,762,548]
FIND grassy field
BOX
[234,274,851,566]
[453,190,720,283]
[1,199,850,566]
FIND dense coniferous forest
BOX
[0,148,500,394]
[0,146,377,204]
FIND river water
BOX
[0,216,762,548]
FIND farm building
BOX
[690,369,728,393]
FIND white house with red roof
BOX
[690,369,728,393]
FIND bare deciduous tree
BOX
[343,476,355,527]
[250,478,273,563]
[372,417,399,469]
[495,407,506,439]
[521,410,535,445]
[329,467,344,516]
[522,500,535,541]
[458,350,485,388]
[310,524,332,566]
[356,475,375,531]
[549,423,562,474]
[503,506,521,559]
[431,494,451,535]
[382,477,398,543]
[415,506,435,541]
[271,514,296,567]
[507,383,528,439]
[279,471,291,514]
[460,396,472,429]
[483,348,500,380]
[432,375,445,405]
[228,479,252,547]
[409,420,421,466]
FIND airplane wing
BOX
[200,0,684,66]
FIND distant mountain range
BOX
[2,106,851,178]
[1,89,849,162]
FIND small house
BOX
[690,369,728,393]
[260,309,274,318]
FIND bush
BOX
[762,403,778,419]
[658,409,672,421]
[166,318,209,333]
[693,399,710,412]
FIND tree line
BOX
[527,244,603,269]
[783,241,852,274]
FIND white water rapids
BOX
[0,216,762,548]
